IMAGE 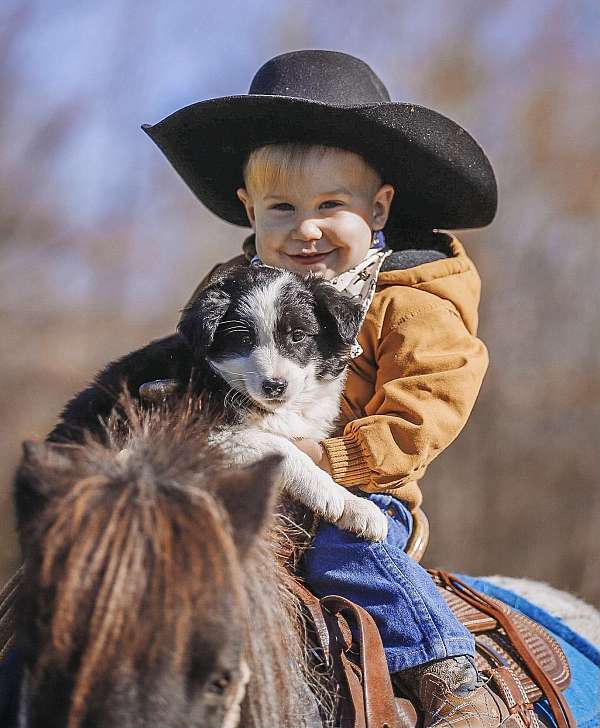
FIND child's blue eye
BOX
[270,203,294,211]
[320,200,343,209]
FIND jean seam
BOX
[371,540,449,653]
[374,540,474,654]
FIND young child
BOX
[143,51,511,725]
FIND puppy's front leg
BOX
[220,430,388,539]
[278,446,388,540]
[221,430,346,523]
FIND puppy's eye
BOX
[220,326,252,347]
[291,329,306,342]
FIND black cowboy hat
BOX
[142,50,497,235]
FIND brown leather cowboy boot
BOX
[393,656,515,728]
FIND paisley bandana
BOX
[329,233,390,357]
[251,231,390,358]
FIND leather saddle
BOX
[290,571,575,728]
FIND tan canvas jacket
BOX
[184,235,488,511]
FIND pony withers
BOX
[48,265,388,541]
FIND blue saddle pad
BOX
[462,576,600,727]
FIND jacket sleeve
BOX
[321,302,489,492]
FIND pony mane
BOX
[18,393,330,728]
[19,396,240,727]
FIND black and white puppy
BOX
[49,266,388,540]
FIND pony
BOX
[13,395,330,728]
[9,394,600,727]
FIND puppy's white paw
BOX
[335,497,389,541]
[307,484,347,523]
[284,474,346,522]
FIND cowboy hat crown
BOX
[248,50,391,104]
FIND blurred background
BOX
[1,0,598,605]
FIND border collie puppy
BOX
[48,266,388,540]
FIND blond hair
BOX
[242,143,382,195]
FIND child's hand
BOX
[293,438,332,475]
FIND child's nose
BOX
[292,216,322,241]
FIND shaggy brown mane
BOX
[18,393,328,728]
[20,397,240,727]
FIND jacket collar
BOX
[376,235,473,287]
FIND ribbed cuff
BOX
[321,435,371,487]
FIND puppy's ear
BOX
[312,282,363,345]
[178,278,232,357]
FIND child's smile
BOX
[287,249,336,267]
[237,147,394,280]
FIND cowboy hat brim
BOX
[142,94,497,233]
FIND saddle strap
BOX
[288,578,331,661]
[430,571,575,728]
[488,667,543,728]
[322,595,406,728]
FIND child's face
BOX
[237,148,394,280]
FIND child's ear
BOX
[372,183,395,230]
[236,187,256,227]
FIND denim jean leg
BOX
[302,494,475,672]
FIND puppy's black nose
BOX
[262,378,287,398]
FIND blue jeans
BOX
[302,493,475,672]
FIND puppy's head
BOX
[178,266,363,410]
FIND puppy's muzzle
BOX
[261,378,288,398]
